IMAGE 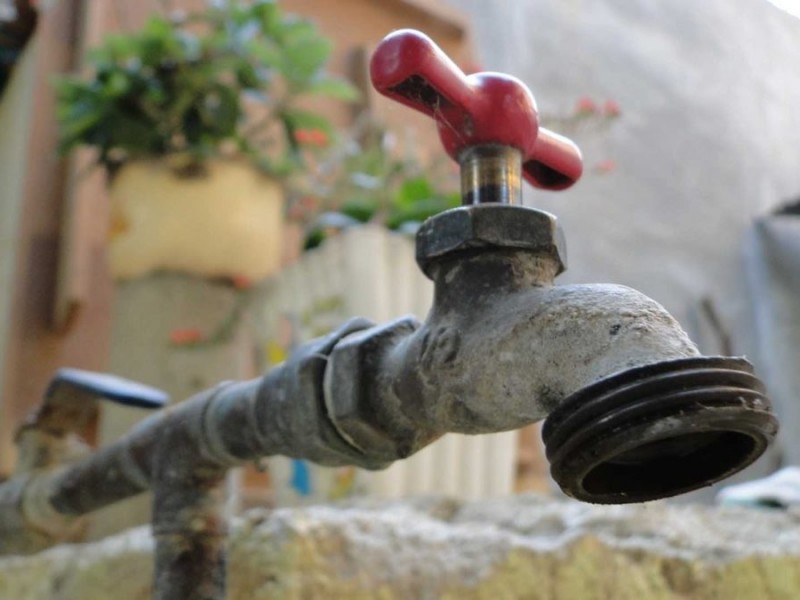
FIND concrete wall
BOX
[445,0,800,350]
[444,0,800,470]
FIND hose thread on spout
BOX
[542,356,778,504]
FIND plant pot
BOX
[108,158,284,281]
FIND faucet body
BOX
[321,200,774,504]
[324,210,701,461]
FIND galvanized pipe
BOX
[0,319,378,590]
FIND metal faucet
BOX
[0,29,777,600]
[356,30,777,503]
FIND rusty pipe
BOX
[1,319,381,592]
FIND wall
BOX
[0,0,115,476]
[444,0,800,474]
[0,39,37,444]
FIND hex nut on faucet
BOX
[415,204,567,278]
[324,317,424,464]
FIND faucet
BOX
[328,29,778,503]
[0,29,778,600]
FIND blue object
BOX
[290,459,312,497]
[49,368,169,409]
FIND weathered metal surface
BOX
[543,356,778,503]
[0,369,168,555]
[326,243,704,459]
[15,368,167,473]
[150,391,228,600]
[415,204,566,278]
[323,317,423,462]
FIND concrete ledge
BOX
[1,494,799,599]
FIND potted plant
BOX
[287,95,622,251]
[55,0,357,281]
[52,2,358,534]
[287,116,461,249]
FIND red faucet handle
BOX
[370,29,582,190]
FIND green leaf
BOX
[340,199,377,223]
[252,0,280,34]
[51,0,348,178]
[305,77,360,101]
[106,109,162,153]
[274,17,316,46]
[282,37,330,84]
[199,83,241,136]
[234,61,261,88]
[245,39,282,69]
[58,102,104,137]
[393,176,435,208]
[386,197,455,230]
[280,109,333,135]
[101,69,131,97]
[142,16,173,39]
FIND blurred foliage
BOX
[53,0,357,176]
[290,116,461,250]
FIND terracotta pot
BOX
[108,158,284,281]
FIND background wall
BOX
[0,42,37,419]
[445,0,800,473]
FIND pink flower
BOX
[603,99,621,117]
[231,275,253,290]
[575,96,598,115]
[461,61,483,74]
[288,204,306,222]
[593,159,617,174]
[300,196,319,209]
[287,196,320,222]
[169,328,205,345]
[294,128,329,147]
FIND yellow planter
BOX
[108,158,284,281]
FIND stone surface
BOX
[1,494,799,599]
